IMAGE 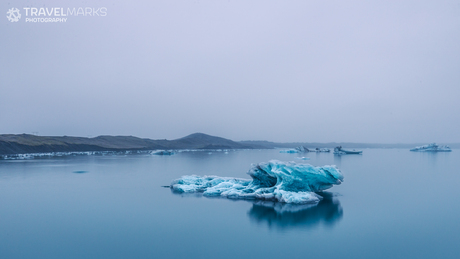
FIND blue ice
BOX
[170,160,343,204]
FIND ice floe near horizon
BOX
[170,160,343,204]
[0,150,147,160]
[279,149,299,153]
[295,146,331,153]
[151,150,176,155]
[410,143,452,152]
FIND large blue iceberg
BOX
[170,160,343,204]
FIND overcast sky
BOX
[1,0,459,143]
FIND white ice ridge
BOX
[170,160,344,204]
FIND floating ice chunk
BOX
[73,171,88,174]
[152,150,176,155]
[296,157,310,160]
[410,143,452,152]
[279,149,299,153]
[333,146,362,155]
[295,146,330,153]
[170,160,343,204]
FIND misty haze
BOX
[1,1,459,259]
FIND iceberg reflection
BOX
[168,188,343,230]
[247,192,343,230]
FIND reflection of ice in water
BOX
[334,155,342,167]
[168,188,343,231]
[248,192,343,230]
[416,151,451,170]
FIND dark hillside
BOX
[0,133,252,155]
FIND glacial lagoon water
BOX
[0,149,459,258]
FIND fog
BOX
[1,0,459,143]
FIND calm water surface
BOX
[0,149,459,258]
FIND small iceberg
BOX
[152,150,176,155]
[410,143,452,152]
[72,170,88,174]
[333,146,362,155]
[296,157,310,160]
[295,146,330,153]
[279,149,299,153]
[170,160,343,204]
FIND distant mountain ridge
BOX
[0,133,252,155]
[172,133,251,149]
[0,133,458,155]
